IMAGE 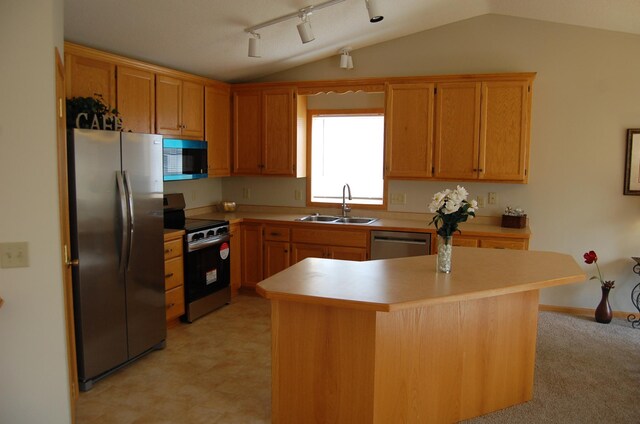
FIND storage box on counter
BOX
[501,214,527,228]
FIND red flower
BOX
[583,250,598,264]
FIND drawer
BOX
[165,285,185,322]
[479,239,527,250]
[453,237,479,248]
[164,239,182,260]
[264,225,290,242]
[164,256,184,290]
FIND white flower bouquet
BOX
[428,186,478,237]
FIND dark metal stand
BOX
[627,257,640,328]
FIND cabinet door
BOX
[264,241,291,278]
[479,81,530,182]
[291,243,326,264]
[479,238,527,250]
[182,80,204,139]
[452,236,479,248]
[117,66,155,133]
[329,246,367,261]
[233,90,262,175]
[205,84,231,177]
[65,53,116,106]
[385,83,435,178]
[241,223,263,287]
[434,82,481,179]
[262,88,296,176]
[156,75,182,136]
[229,223,241,295]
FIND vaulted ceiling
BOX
[64,0,640,83]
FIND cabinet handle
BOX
[165,248,173,254]
[165,273,174,279]
[167,303,175,309]
[270,232,280,236]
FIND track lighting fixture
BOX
[297,12,315,44]
[339,47,354,69]
[244,0,385,57]
[248,32,261,58]
[365,0,384,23]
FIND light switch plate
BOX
[390,193,407,205]
[0,242,29,268]
[488,192,498,205]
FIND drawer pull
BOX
[165,248,173,254]
[166,302,175,309]
[270,232,281,236]
[165,272,174,278]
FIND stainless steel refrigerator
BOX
[67,129,166,391]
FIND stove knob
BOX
[217,227,228,235]
[206,230,215,237]
[192,233,203,241]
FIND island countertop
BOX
[256,247,586,312]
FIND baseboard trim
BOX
[539,304,636,319]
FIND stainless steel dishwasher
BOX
[370,230,431,259]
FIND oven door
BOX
[184,234,230,303]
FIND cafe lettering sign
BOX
[74,112,123,131]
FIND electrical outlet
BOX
[0,242,29,268]
[488,192,497,205]
[294,189,301,200]
[390,193,407,205]
[191,191,197,201]
[476,195,485,208]
[242,188,250,199]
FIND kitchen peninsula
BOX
[257,247,585,423]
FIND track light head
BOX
[297,12,315,43]
[365,0,384,23]
[339,47,354,70]
[248,32,261,58]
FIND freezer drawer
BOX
[370,230,431,260]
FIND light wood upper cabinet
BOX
[479,81,530,182]
[232,87,306,177]
[65,53,116,106]
[116,66,155,133]
[156,75,204,139]
[385,83,435,178]
[233,90,262,174]
[434,82,481,179]
[205,84,231,177]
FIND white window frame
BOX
[306,109,387,209]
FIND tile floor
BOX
[76,295,272,423]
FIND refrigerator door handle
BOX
[123,170,135,270]
[116,171,129,274]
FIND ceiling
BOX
[64,0,640,83]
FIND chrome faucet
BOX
[341,184,352,217]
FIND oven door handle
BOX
[187,234,230,253]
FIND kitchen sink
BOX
[296,215,340,222]
[295,215,377,225]
[335,217,378,224]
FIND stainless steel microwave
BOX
[162,139,208,181]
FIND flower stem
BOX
[595,261,604,286]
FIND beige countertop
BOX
[256,247,585,312]
[188,208,531,239]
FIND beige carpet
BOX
[76,295,640,423]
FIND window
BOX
[309,110,385,206]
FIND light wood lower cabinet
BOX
[229,223,241,296]
[164,231,185,326]
[291,226,368,264]
[453,235,528,250]
[241,223,264,288]
[264,225,291,278]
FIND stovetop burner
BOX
[182,218,227,233]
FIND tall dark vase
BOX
[595,286,613,324]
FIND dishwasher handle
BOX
[372,236,428,245]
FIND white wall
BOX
[165,177,223,209]
[0,0,71,423]
[247,15,640,312]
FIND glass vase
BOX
[437,235,453,273]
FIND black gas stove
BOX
[163,193,231,322]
